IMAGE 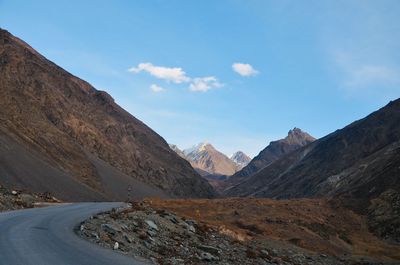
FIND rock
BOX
[124,234,133,243]
[169,257,185,265]
[145,220,158,231]
[197,244,220,255]
[20,194,36,207]
[101,224,119,235]
[113,242,119,250]
[181,222,196,233]
[199,251,217,261]
[185,219,197,226]
[260,249,271,259]
[188,225,196,233]
[147,229,157,237]
[167,216,178,224]
[91,232,99,240]
[11,190,18,195]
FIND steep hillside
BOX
[225,99,400,241]
[230,128,315,183]
[0,28,214,200]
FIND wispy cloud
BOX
[232,63,259,76]
[128,62,190,83]
[189,76,223,92]
[344,65,399,88]
[333,51,400,90]
[150,84,165,93]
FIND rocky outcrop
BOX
[0,28,214,200]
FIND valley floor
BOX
[79,198,400,265]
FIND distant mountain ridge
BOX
[169,143,251,177]
[183,142,238,176]
[229,128,315,183]
[230,151,251,169]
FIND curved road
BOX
[0,203,149,265]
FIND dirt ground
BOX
[146,197,400,263]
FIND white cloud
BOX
[189,76,223,92]
[232,63,259,76]
[150,84,165,93]
[128,62,190,83]
[129,62,224,92]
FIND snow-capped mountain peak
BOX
[230,151,251,169]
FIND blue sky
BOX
[1,0,399,157]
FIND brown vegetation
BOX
[147,197,400,263]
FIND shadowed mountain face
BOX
[229,128,315,183]
[0,29,214,201]
[225,99,400,201]
[225,100,400,242]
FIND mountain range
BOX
[224,99,400,241]
[170,143,250,178]
[0,28,214,201]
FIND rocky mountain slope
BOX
[229,128,315,183]
[0,28,214,201]
[225,99,400,241]
[230,151,251,170]
[182,143,239,176]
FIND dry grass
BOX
[146,197,400,262]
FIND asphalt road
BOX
[0,203,149,265]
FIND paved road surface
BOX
[0,203,149,265]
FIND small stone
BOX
[260,249,270,259]
[124,234,133,243]
[91,232,99,240]
[197,244,220,255]
[199,252,217,261]
[113,242,119,250]
[20,194,36,207]
[168,216,178,224]
[101,224,119,235]
[11,190,18,195]
[188,225,196,233]
[145,220,158,231]
[185,219,197,226]
[147,229,157,237]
